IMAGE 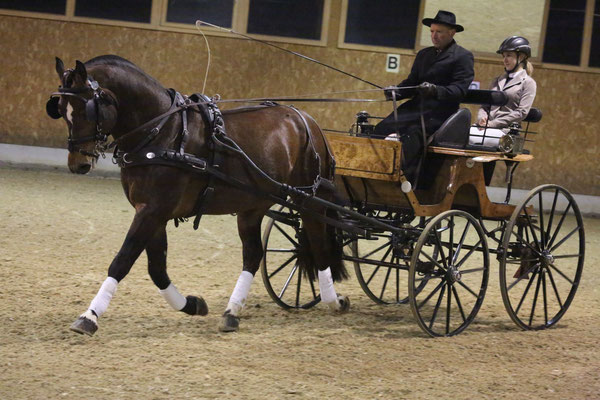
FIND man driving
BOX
[374,10,474,183]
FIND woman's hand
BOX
[477,116,487,130]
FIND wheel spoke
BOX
[295,269,302,307]
[365,266,381,285]
[542,269,548,325]
[278,264,298,298]
[448,216,455,267]
[379,266,392,300]
[507,263,539,292]
[421,248,447,272]
[528,269,544,326]
[552,254,582,259]
[417,280,444,309]
[515,268,539,314]
[452,285,466,322]
[268,254,298,279]
[538,192,545,248]
[361,239,392,259]
[545,189,559,244]
[550,226,581,253]
[547,202,572,249]
[452,220,471,265]
[456,280,478,298]
[433,227,448,268]
[548,263,574,285]
[415,274,443,283]
[395,260,400,303]
[523,207,541,251]
[546,267,563,308]
[455,239,482,269]
[459,267,485,275]
[428,284,446,329]
[273,222,299,247]
[511,229,542,256]
[505,258,540,265]
[446,282,452,335]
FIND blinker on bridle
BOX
[46,75,114,159]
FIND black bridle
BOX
[48,77,112,159]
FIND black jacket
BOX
[399,40,474,130]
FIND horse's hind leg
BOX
[147,226,208,316]
[219,209,266,332]
[301,214,350,313]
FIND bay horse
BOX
[46,55,348,335]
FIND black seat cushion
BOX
[523,107,542,122]
[430,108,472,148]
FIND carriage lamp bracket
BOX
[350,111,375,137]
[503,161,519,203]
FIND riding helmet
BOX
[496,36,531,58]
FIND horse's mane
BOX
[84,55,164,88]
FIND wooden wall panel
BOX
[0,15,598,195]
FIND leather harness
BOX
[111,91,334,229]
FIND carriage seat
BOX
[465,107,543,152]
[429,108,471,149]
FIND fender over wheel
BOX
[499,184,585,330]
[409,210,490,337]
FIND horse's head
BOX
[47,57,118,174]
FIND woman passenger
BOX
[470,36,537,146]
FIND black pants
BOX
[373,108,435,184]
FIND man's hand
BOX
[417,82,437,98]
[383,86,401,101]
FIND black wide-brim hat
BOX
[422,10,464,32]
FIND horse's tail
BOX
[297,208,349,283]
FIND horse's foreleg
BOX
[70,206,164,336]
[302,216,350,313]
[219,210,266,332]
[147,226,208,316]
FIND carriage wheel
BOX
[350,227,426,305]
[409,210,490,337]
[499,184,585,330]
[260,206,321,309]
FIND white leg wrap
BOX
[159,283,187,311]
[226,271,254,316]
[318,267,338,304]
[88,277,118,318]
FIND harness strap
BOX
[190,94,222,230]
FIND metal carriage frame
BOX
[259,91,585,337]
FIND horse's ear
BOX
[55,57,64,79]
[74,60,87,84]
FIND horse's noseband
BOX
[46,77,116,159]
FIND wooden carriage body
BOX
[326,133,532,218]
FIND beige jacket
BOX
[477,69,537,128]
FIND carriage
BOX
[259,89,585,337]
[48,56,584,338]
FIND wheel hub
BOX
[446,265,461,284]
[541,250,554,267]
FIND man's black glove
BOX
[417,82,437,99]
[383,86,401,101]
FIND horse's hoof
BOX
[183,295,209,316]
[70,313,98,336]
[337,295,350,313]
[218,310,240,332]
[327,295,350,313]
